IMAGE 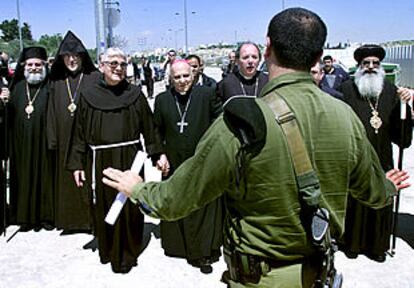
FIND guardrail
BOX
[384,45,414,87]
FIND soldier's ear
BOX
[264,37,272,60]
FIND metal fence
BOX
[384,45,414,87]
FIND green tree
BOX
[37,33,63,56]
[0,19,33,42]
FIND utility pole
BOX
[183,0,188,54]
[95,0,106,61]
[16,0,23,51]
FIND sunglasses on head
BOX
[104,61,128,69]
[362,60,380,67]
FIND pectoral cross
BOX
[177,119,188,133]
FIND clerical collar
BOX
[172,87,192,105]
[236,70,259,85]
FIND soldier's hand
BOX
[102,167,143,197]
[386,169,410,191]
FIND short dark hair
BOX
[235,41,261,60]
[185,54,201,65]
[267,8,327,71]
[323,55,333,62]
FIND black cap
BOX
[21,46,47,62]
[354,44,386,64]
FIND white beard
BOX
[354,66,385,100]
[24,67,47,85]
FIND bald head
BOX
[170,60,193,95]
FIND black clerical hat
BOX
[354,44,386,64]
[58,31,88,55]
[50,30,97,80]
[20,46,47,62]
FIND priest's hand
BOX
[73,170,86,187]
[102,167,143,197]
[397,87,412,103]
[0,87,9,103]
[386,168,410,191]
[156,154,170,176]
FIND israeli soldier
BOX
[102,8,409,287]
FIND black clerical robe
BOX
[0,99,6,234]
[218,70,268,104]
[8,80,55,228]
[47,70,100,231]
[339,79,412,260]
[154,86,223,263]
[66,79,162,273]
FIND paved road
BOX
[1,67,413,288]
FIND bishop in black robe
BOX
[217,70,268,104]
[66,74,163,273]
[47,31,100,232]
[8,47,55,230]
[339,78,412,261]
[154,83,223,270]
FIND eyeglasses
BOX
[362,60,380,67]
[104,61,128,69]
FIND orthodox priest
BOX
[66,47,163,274]
[218,42,268,104]
[8,46,55,231]
[154,60,223,273]
[48,31,100,233]
[0,83,9,234]
[339,44,413,262]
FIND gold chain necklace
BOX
[367,97,382,134]
[25,82,41,119]
[65,73,84,116]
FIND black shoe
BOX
[200,264,213,274]
[41,223,55,231]
[19,224,33,232]
[366,253,386,263]
[344,251,358,259]
[221,270,231,285]
[83,237,98,252]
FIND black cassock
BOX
[67,79,162,273]
[154,86,223,264]
[339,79,412,260]
[47,71,100,231]
[8,80,55,228]
[217,70,268,103]
[0,98,6,234]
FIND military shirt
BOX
[131,71,395,262]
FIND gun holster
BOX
[223,246,264,285]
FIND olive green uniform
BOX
[131,72,395,287]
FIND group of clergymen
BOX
[0,8,414,285]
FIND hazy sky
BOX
[1,0,413,53]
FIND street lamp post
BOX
[183,0,188,54]
[105,1,120,48]
[16,0,23,51]
[175,0,196,55]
